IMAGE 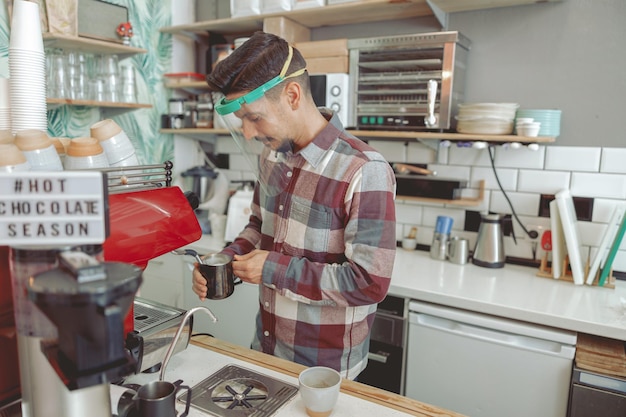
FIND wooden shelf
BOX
[164,80,210,94]
[161,128,228,135]
[429,0,561,13]
[160,128,555,143]
[351,130,556,143]
[43,33,147,56]
[160,0,433,36]
[397,180,485,206]
[47,98,152,109]
[160,0,562,37]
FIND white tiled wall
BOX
[215,137,626,274]
[385,142,626,274]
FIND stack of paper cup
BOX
[9,0,47,134]
[0,77,10,131]
[0,143,31,172]
[14,129,64,171]
[90,119,139,167]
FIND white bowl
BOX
[516,124,541,137]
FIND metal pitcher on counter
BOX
[472,213,506,268]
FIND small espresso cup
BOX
[298,366,342,417]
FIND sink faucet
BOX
[159,306,218,381]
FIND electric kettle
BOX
[472,213,505,268]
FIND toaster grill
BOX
[348,31,470,131]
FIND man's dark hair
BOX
[206,31,309,99]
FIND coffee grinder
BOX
[1,170,203,417]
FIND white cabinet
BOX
[139,252,185,308]
[405,300,577,417]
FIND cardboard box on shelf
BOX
[11,0,78,36]
[294,39,348,59]
[263,16,311,43]
[305,56,348,74]
[77,0,128,43]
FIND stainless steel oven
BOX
[358,295,407,395]
[348,31,470,131]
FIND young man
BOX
[192,31,396,379]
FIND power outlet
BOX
[526,224,545,240]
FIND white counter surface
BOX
[188,235,626,341]
[391,248,626,341]
[123,344,417,417]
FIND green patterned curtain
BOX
[0,0,173,165]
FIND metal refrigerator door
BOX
[405,301,576,417]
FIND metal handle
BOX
[367,351,389,364]
[413,312,576,359]
[425,79,438,128]
[171,248,205,264]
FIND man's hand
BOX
[232,249,269,284]
[191,263,208,301]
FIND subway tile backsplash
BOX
[218,141,626,274]
[570,172,626,199]
[545,146,601,172]
[385,143,626,274]
[517,169,571,194]
[601,148,626,174]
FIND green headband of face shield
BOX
[214,45,306,116]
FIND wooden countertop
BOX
[191,335,466,417]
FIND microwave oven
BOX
[310,73,354,128]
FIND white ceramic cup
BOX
[90,119,137,165]
[402,238,417,250]
[64,137,109,170]
[298,367,342,417]
[14,129,64,171]
[0,143,31,172]
[0,129,14,144]
[109,152,139,167]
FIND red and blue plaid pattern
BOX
[224,111,396,379]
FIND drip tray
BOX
[178,364,298,417]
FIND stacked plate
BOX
[8,0,48,134]
[455,103,519,135]
[515,109,561,137]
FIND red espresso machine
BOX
[0,164,202,415]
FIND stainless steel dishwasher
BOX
[405,300,577,417]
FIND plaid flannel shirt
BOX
[223,110,396,379]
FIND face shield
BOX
[214,45,306,197]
